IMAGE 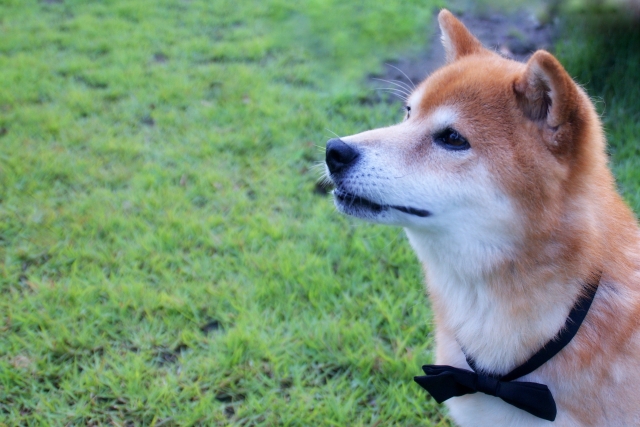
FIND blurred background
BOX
[1,0,639,425]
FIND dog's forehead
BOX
[410,55,524,120]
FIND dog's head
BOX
[325,10,607,254]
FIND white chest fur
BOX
[404,228,579,375]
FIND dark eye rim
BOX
[434,127,471,151]
[405,105,411,119]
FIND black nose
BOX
[326,138,359,175]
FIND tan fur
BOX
[326,9,640,426]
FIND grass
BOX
[0,1,639,426]
[0,1,443,425]
[555,10,640,211]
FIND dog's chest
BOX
[405,228,575,373]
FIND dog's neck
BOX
[405,224,596,375]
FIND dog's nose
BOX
[326,138,359,175]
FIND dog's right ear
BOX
[514,50,581,154]
[438,10,483,63]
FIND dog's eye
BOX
[434,128,470,151]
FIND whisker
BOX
[375,88,408,101]
[311,164,328,173]
[318,175,334,187]
[379,93,407,102]
[325,128,341,138]
[375,86,409,95]
[311,160,326,168]
[373,81,412,98]
[378,92,407,102]
[371,77,413,95]
[385,63,416,90]
[392,170,419,179]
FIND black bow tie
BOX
[414,273,601,422]
[415,365,556,420]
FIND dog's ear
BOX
[514,50,581,153]
[438,9,483,63]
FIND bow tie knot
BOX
[414,365,557,421]
[476,373,500,396]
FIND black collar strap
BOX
[414,272,601,422]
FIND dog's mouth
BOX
[333,188,430,218]
[334,189,386,215]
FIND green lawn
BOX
[0,1,638,426]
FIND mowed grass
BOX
[0,1,446,425]
[1,1,639,426]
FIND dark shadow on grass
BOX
[555,9,640,211]
[558,10,640,115]
[557,11,640,154]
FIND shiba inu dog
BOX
[324,9,640,426]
